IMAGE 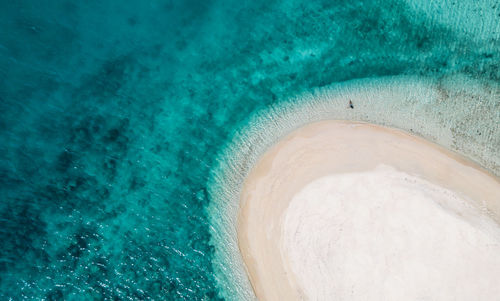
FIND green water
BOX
[0,0,499,300]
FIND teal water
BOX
[1,0,499,300]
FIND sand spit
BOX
[207,75,500,300]
[238,121,500,300]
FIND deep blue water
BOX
[1,0,499,299]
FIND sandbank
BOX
[237,121,500,300]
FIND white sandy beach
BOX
[237,121,500,301]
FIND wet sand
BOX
[237,121,500,301]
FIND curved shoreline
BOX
[207,75,500,300]
[237,121,500,300]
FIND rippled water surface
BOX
[1,0,499,299]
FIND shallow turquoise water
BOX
[0,0,499,300]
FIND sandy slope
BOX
[237,121,500,300]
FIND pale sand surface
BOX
[237,121,500,301]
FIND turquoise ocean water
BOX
[1,1,499,300]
